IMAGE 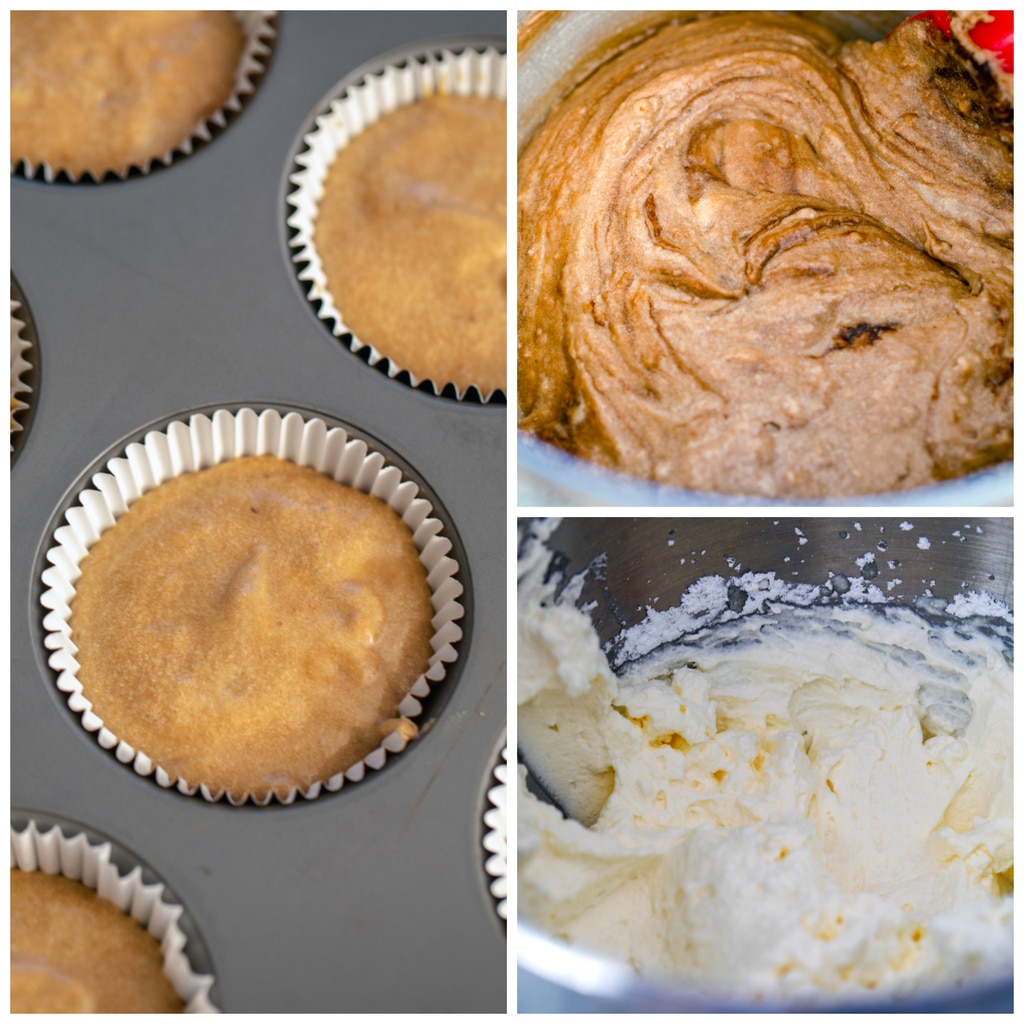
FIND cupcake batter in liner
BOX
[11,817,218,1012]
[287,39,506,402]
[11,11,277,183]
[40,406,465,806]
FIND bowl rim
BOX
[518,432,1014,508]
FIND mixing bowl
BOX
[516,11,1014,507]
[517,515,1013,1012]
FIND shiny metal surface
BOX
[517,515,1013,1012]
[518,922,1014,1013]
[530,517,1012,649]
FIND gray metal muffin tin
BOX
[11,11,507,1013]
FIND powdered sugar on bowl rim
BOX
[40,406,465,806]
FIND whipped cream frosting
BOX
[518,534,1013,1000]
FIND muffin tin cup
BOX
[39,405,465,807]
[10,286,33,450]
[12,11,277,184]
[11,815,218,1012]
[286,36,507,402]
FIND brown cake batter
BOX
[316,94,506,394]
[70,455,433,802]
[11,11,243,177]
[11,871,183,1013]
[518,13,1013,498]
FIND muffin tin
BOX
[10,276,37,461]
[12,11,507,1013]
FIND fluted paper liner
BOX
[11,819,218,1012]
[287,40,507,402]
[13,12,276,183]
[482,744,508,921]
[11,296,32,446]
[41,407,465,805]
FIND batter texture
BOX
[316,94,506,394]
[11,11,243,178]
[518,12,1013,497]
[71,455,433,802]
[11,871,183,1013]
[518,557,1013,999]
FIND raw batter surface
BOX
[317,95,506,394]
[518,13,1013,497]
[71,455,433,802]
[11,871,183,1013]
[11,11,243,177]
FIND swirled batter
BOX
[518,13,1013,498]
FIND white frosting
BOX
[518,545,1013,1001]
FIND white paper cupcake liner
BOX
[482,744,508,921]
[286,39,507,402]
[11,818,218,1013]
[13,12,277,183]
[40,406,465,806]
[11,295,32,448]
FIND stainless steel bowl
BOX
[517,515,1013,1012]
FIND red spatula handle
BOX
[909,10,1013,74]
